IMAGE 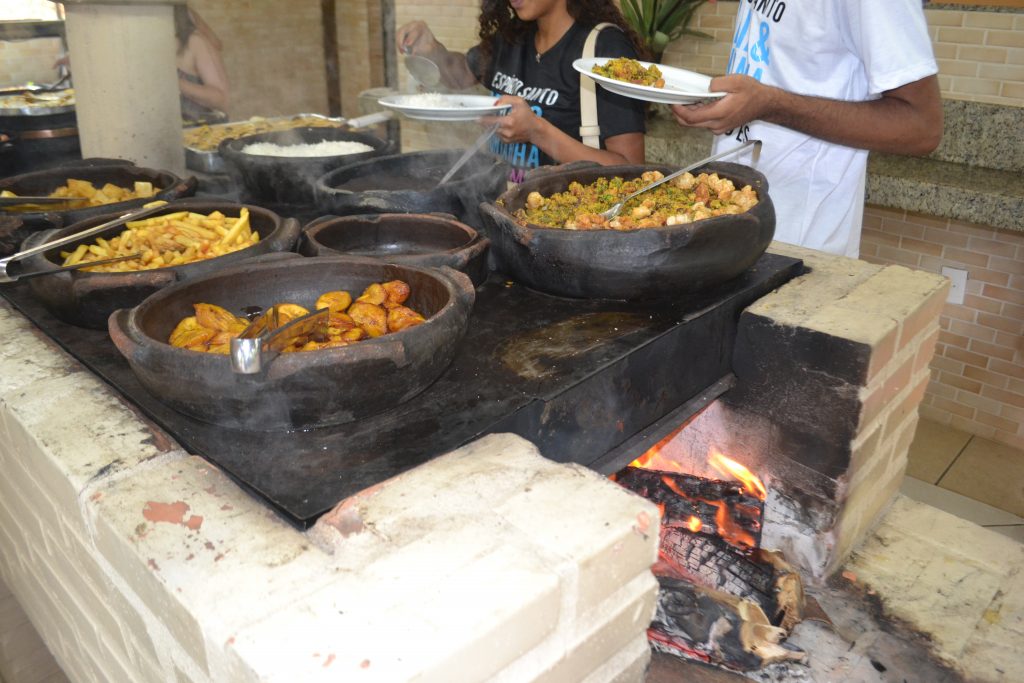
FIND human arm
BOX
[179,34,229,112]
[188,7,223,52]
[670,72,943,156]
[395,20,478,90]
[481,96,645,166]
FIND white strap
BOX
[580,22,614,149]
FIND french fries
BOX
[60,207,259,272]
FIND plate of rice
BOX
[378,93,511,121]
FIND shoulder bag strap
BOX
[579,22,615,149]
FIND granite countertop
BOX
[644,99,1024,233]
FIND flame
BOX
[709,448,766,501]
[686,515,702,533]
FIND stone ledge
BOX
[644,112,1023,233]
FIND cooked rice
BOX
[240,140,374,157]
[400,92,450,107]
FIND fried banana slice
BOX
[348,301,387,338]
[316,290,352,313]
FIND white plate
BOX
[573,58,725,105]
[378,94,511,121]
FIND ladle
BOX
[403,47,441,89]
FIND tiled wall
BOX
[860,209,1024,452]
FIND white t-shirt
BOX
[712,0,938,257]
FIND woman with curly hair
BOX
[397,0,647,183]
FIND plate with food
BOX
[378,93,511,121]
[573,57,725,105]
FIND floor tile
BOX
[939,436,1024,517]
[905,418,972,484]
[901,476,1024,527]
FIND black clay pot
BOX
[219,126,393,205]
[479,161,775,300]
[313,149,509,231]
[299,213,490,287]
[0,158,197,251]
[20,200,301,329]
[108,255,476,431]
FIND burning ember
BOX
[613,443,805,671]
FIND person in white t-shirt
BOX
[670,0,942,258]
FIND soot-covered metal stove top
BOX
[0,252,802,528]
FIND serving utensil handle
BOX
[603,140,762,220]
[0,202,169,281]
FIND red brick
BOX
[956,390,1005,415]
[931,396,976,419]
[967,236,1018,258]
[1011,274,1024,292]
[947,222,997,239]
[975,410,1019,433]
[924,226,969,248]
[963,365,1010,389]
[962,294,1004,315]
[983,284,1024,306]
[877,245,921,268]
[949,415,993,438]
[941,304,976,322]
[904,211,950,230]
[950,320,997,342]
[928,378,958,399]
[899,288,948,349]
[990,359,1024,381]
[938,329,970,348]
[999,403,1024,424]
[970,339,1018,362]
[993,331,1023,352]
[981,385,1024,409]
[976,313,1024,336]
[914,328,941,373]
[881,219,925,239]
[901,237,944,257]
[943,247,991,268]
[861,228,899,248]
[965,267,1011,287]
[860,242,879,258]
[939,371,983,394]
[1002,302,1024,321]
[930,354,965,374]
[988,256,1022,276]
[943,345,989,368]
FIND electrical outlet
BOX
[942,266,967,305]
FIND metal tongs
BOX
[229,306,331,374]
[0,195,89,208]
[599,139,762,221]
[0,202,167,284]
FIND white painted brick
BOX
[583,635,651,683]
[498,572,657,683]
[229,523,562,682]
[0,303,87,397]
[495,462,660,619]
[89,455,340,678]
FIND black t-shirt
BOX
[467,23,646,183]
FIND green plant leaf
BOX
[622,0,642,35]
[642,0,657,37]
[656,0,687,29]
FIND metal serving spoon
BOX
[437,122,500,186]
[599,139,762,222]
[403,47,441,89]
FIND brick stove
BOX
[0,242,957,682]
